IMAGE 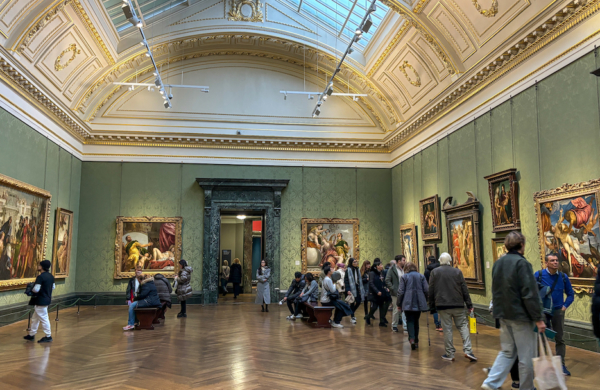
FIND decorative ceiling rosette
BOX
[54,43,81,71]
[228,0,264,22]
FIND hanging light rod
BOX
[280,91,367,97]
[114,83,209,92]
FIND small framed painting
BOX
[491,237,507,262]
[422,244,438,263]
[400,223,418,269]
[52,208,73,278]
[484,169,520,233]
[419,195,441,241]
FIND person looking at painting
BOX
[123,274,161,331]
[534,254,575,376]
[229,258,242,299]
[424,256,442,332]
[175,260,192,318]
[428,252,477,362]
[386,256,408,333]
[344,258,365,324]
[23,260,54,343]
[366,259,391,327]
[482,232,546,390]
[284,271,306,320]
[360,260,372,320]
[256,260,271,312]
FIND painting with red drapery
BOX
[159,222,176,252]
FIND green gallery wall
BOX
[392,50,600,325]
[0,107,82,307]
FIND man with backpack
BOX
[534,254,575,376]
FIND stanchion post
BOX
[94,295,97,309]
[27,310,31,331]
[55,304,59,322]
[77,300,80,315]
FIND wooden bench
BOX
[134,308,159,330]
[153,302,169,324]
[303,301,335,328]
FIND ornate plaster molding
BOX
[413,0,431,14]
[472,0,499,18]
[228,0,263,22]
[54,43,81,71]
[367,20,410,77]
[399,60,421,87]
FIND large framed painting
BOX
[491,237,507,262]
[419,195,441,241]
[114,216,182,279]
[422,243,438,263]
[301,218,359,275]
[442,193,484,289]
[533,179,600,293]
[52,208,73,278]
[484,169,521,233]
[400,223,418,268]
[0,174,51,291]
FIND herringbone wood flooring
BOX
[0,297,598,390]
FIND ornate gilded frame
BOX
[533,179,600,293]
[442,193,484,290]
[52,208,73,279]
[422,243,438,264]
[491,237,507,263]
[484,169,521,233]
[0,173,51,291]
[419,195,441,241]
[114,216,183,279]
[400,223,418,268]
[301,218,359,275]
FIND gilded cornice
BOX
[70,0,115,65]
[385,0,600,150]
[413,0,431,14]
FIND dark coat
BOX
[125,277,137,301]
[424,261,440,283]
[176,266,193,302]
[229,263,242,284]
[397,270,429,312]
[491,252,543,322]
[368,269,389,302]
[385,266,401,294]
[154,274,172,307]
[285,278,306,301]
[29,272,54,306]
[428,264,472,311]
[592,266,600,339]
[136,278,161,308]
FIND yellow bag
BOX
[469,311,477,334]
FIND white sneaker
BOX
[295,314,303,319]
[286,315,294,320]
[480,385,494,390]
[351,317,357,324]
[332,323,344,328]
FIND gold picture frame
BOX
[491,237,507,262]
[419,195,441,241]
[114,216,183,279]
[0,173,51,291]
[400,223,418,269]
[52,208,73,279]
[533,179,600,293]
[484,169,521,233]
[301,218,359,275]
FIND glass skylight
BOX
[102,0,187,34]
[284,0,389,49]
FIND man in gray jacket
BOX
[428,252,477,362]
[385,255,407,332]
[482,232,545,390]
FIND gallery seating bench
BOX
[134,308,159,330]
[153,302,169,324]
[303,301,334,328]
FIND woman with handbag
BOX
[321,264,352,328]
[345,258,365,324]
[367,259,391,327]
[255,259,270,312]
[175,259,192,318]
[397,262,429,350]
[221,260,230,296]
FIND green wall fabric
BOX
[391,50,600,324]
[75,164,394,293]
[0,108,81,308]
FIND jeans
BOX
[549,309,566,364]
[233,282,241,297]
[333,308,344,324]
[433,312,440,327]
[128,301,139,326]
[405,311,421,343]
[391,296,407,328]
[286,299,298,315]
[221,278,228,294]
[30,305,51,337]
[483,319,537,390]
[439,308,473,357]
[349,300,362,317]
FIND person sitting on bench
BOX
[123,275,161,331]
[284,271,306,320]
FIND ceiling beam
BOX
[297,0,303,13]
[339,0,359,37]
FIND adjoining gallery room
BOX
[1,1,600,389]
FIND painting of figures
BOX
[419,195,441,241]
[534,179,600,292]
[114,216,182,279]
[491,237,507,262]
[422,244,438,263]
[485,169,520,233]
[52,208,73,278]
[301,218,359,275]
[449,218,476,279]
[0,174,51,291]
[400,223,418,268]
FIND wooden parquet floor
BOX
[0,297,599,390]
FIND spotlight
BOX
[284,93,287,100]
[168,93,173,100]
[317,100,323,106]
[140,41,146,46]
[322,95,328,101]
[148,86,154,91]
[236,215,247,220]
[368,4,377,13]
[154,77,161,87]
[145,52,150,57]
[159,90,164,95]
[362,16,373,34]
[354,34,362,43]
[164,101,171,109]
[353,96,359,102]
[348,47,354,54]
[312,107,321,117]
[326,87,333,96]
[128,86,134,91]
[122,5,141,27]
[355,28,363,36]
[308,94,314,100]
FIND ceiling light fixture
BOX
[236,215,247,220]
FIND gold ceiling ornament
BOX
[228,0,263,22]
[14,0,68,53]
[472,0,499,17]
[399,61,421,87]
[413,0,431,14]
[54,43,81,71]
[367,21,410,77]
[70,0,115,65]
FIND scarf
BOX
[346,266,365,298]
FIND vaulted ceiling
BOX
[1,0,599,166]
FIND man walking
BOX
[428,252,477,362]
[534,254,575,376]
[385,255,407,332]
[482,232,546,390]
[284,272,306,320]
[424,255,442,331]
[24,259,55,343]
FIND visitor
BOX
[292,272,319,318]
[428,252,477,362]
[344,257,365,324]
[256,259,270,312]
[321,264,351,328]
[24,260,55,343]
[397,261,429,350]
[335,263,346,293]
[125,268,143,306]
[123,274,161,331]
[229,258,242,299]
[360,260,372,319]
[424,255,442,331]
[284,271,305,320]
[154,273,172,308]
[485,300,520,389]
[221,260,230,296]
[593,265,600,347]
[175,259,192,318]
[366,259,391,327]
[482,232,546,390]
[386,255,408,332]
[534,253,575,376]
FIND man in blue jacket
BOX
[534,254,575,376]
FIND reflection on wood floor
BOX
[0,302,598,389]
